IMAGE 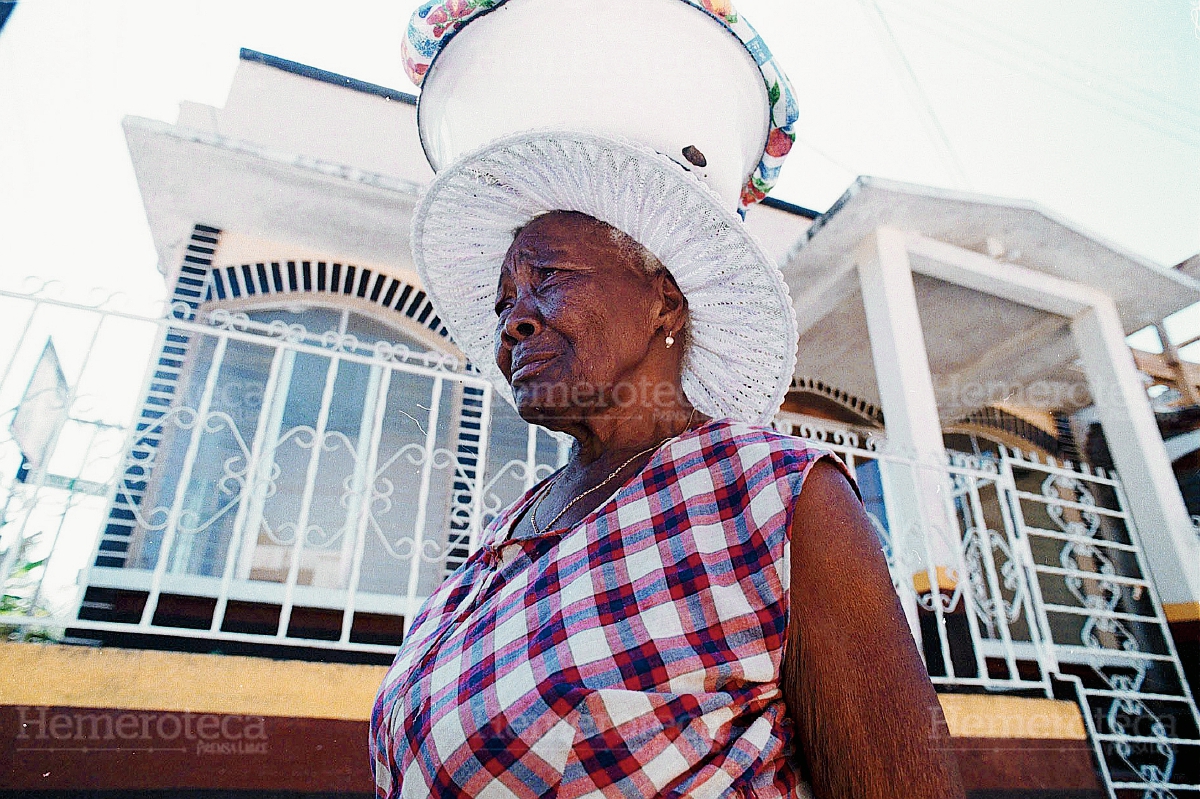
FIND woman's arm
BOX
[784,459,965,799]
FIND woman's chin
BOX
[510,384,581,432]
[514,402,574,432]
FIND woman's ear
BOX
[654,269,688,334]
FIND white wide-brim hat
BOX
[405,0,801,425]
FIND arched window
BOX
[87,238,564,644]
[126,303,466,597]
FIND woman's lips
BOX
[510,354,555,382]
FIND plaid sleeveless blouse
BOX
[371,419,839,798]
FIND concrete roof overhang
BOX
[124,116,423,280]
[1176,253,1200,281]
[783,177,1200,419]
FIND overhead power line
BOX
[902,0,1197,118]
[885,0,1200,148]
[793,135,860,176]
[856,0,974,189]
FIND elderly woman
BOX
[373,1,964,797]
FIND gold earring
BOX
[665,332,675,349]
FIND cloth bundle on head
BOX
[405,0,800,425]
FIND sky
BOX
[0,0,1197,306]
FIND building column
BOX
[1071,301,1200,608]
[858,228,948,464]
[858,228,967,670]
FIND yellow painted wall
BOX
[1165,601,1200,623]
[937,693,1087,740]
[1,643,1089,741]
[0,642,386,721]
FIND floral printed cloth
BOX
[401,0,798,212]
[371,419,844,797]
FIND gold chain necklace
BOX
[530,409,697,537]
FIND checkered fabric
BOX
[371,419,844,797]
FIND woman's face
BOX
[494,212,683,429]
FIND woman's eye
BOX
[494,299,512,315]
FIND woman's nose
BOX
[502,296,542,342]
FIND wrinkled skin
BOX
[495,211,689,450]
[493,211,964,799]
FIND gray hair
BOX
[604,225,666,277]
[511,212,665,276]
[601,223,690,351]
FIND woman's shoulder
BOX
[701,417,832,457]
[697,417,854,485]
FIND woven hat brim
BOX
[410,130,798,426]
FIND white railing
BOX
[0,283,565,655]
[773,412,1050,690]
[1,286,1197,796]
[774,412,1200,798]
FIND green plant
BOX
[0,530,62,643]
